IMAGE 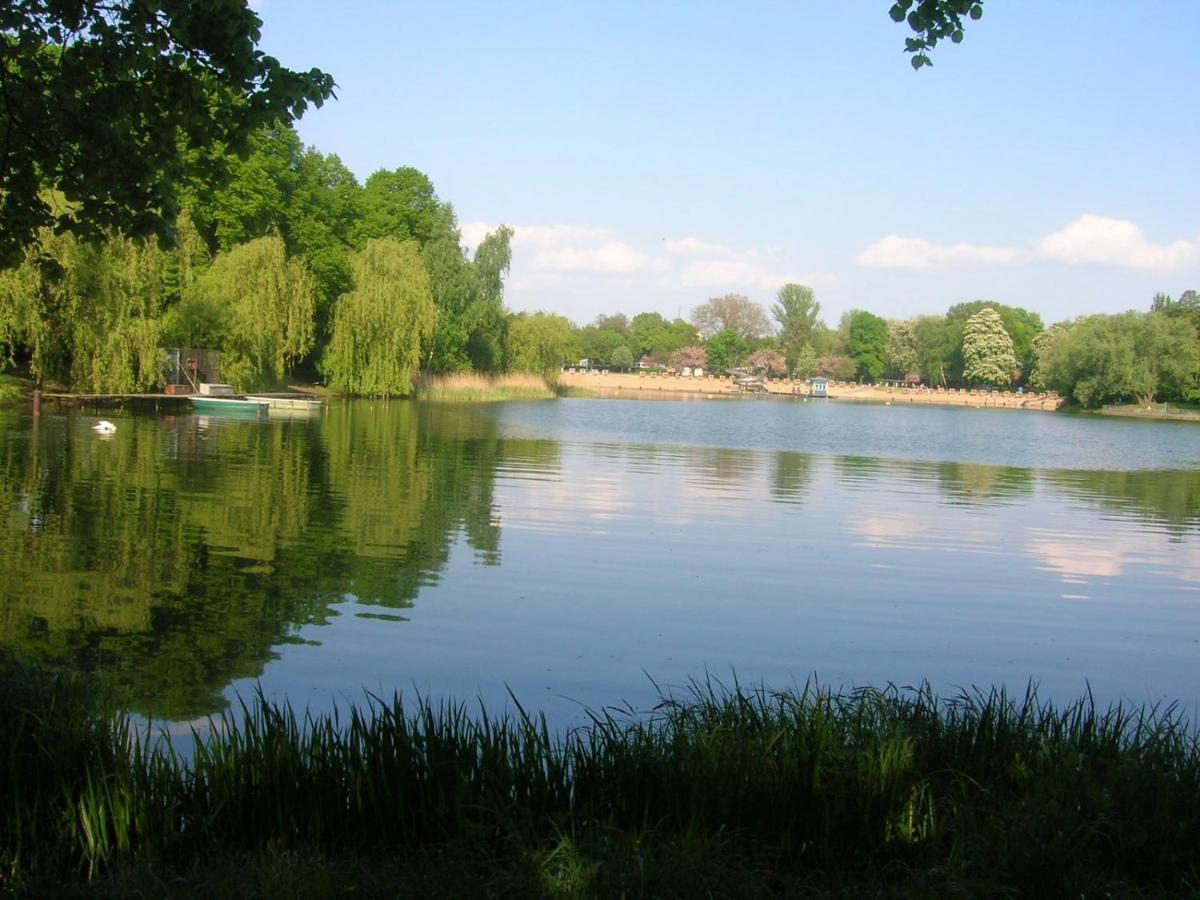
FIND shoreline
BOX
[558,370,1064,411]
[1094,403,1200,423]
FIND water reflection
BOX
[771,452,812,504]
[0,401,1198,724]
[0,404,558,719]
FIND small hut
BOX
[809,377,829,398]
[164,348,221,393]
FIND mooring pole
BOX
[32,389,41,418]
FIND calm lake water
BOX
[1,397,1199,729]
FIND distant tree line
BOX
[568,287,1200,408]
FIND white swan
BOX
[91,420,116,434]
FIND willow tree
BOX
[505,312,574,384]
[190,235,316,390]
[0,229,167,391]
[322,239,436,396]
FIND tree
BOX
[913,315,956,387]
[190,235,317,390]
[576,323,630,368]
[706,328,749,373]
[354,168,456,248]
[183,124,361,325]
[506,312,574,384]
[817,355,857,379]
[945,300,1042,384]
[890,0,984,70]
[0,1,334,264]
[791,343,819,378]
[1028,323,1070,393]
[848,311,889,381]
[772,284,821,374]
[0,226,169,391]
[610,346,634,371]
[1041,314,1148,408]
[691,294,772,340]
[423,236,478,373]
[466,225,513,372]
[746,348,787,376]
[670,346,708,371]
[1151,289,1200,341]
[322,239,435,397]
[961,308,1017,387]
[1137,312,1200,402]
[631,315,700,363]
[886,319,921,379]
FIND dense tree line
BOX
[0,123,518,395]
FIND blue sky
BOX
[257,1,1200,327]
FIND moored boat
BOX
[243,395,323,412]
[189,396,270,417]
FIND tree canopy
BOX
[848,311,889,381]
[691,294,772,341]
[0,0,334,264]
[706,328,749,374]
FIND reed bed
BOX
[4,657,1200,896]
[413,373,555,402]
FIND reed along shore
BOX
[4,654,1200,897]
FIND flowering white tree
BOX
[962,308,1017,387]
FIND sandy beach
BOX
[559,370,1064,411]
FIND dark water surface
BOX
[1,398,1198,729]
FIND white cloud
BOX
[1036,214,1200,271]
[533,241,655,273]
[857,215,1200,274]
[679,259,835,293]
[856,236,1026,270]
[663,236,729,256]
[512,224,614,249]
[459,222,613,254]
[459,220,836,319]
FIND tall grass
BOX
[4,657,1200,894]
[413,373,554,402]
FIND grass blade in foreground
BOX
[3,658,1199,896]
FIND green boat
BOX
[189,396,269,417]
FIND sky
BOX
[255,1,1200,327]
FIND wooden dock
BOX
[33,390,192,415]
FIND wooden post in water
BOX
[32,389,41,418]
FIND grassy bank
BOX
[0,374,29,402]
[1095,401,1200,422]
[4,658,1200,897]
[413,373,555,402]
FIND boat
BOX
[243,394,323,412]
[189,396,269,417]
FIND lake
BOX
[1,397,1198,730]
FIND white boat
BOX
[243,395,323,412]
